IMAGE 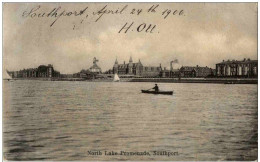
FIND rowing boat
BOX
[141,90,173,95]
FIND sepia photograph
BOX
[2,2,258,161]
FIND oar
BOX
[146,88,153,91]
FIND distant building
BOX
[160,68,180,78]
[89,57,102,74]
[159,60,180,78]
[113,56,161,77]
[179,66,196,78]
[60,74,74,78]
[38,64,60,78]
[72,72,81,78]
[77,57,102,79]
[104,69,113,74]
[216,58,257,77]
[179,65,214,78]
[78,69,92,78]
[8,64,60,78]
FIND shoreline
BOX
[5,77,258,84]
[129,78,258,84]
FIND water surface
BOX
[3,80,258,160]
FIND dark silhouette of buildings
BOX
[7,57,257,80]
[179,65,215,78]
[8,64,60,78]
[113,56,161,77]
[75,57,102,79]
[89,57,102,74]
[216,58,257,77]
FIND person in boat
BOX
[152,84,159,92]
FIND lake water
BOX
[3,80,258,161]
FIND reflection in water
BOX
[3,80,258,161]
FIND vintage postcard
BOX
[2,2,258,161]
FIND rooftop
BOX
[216,58,257,65]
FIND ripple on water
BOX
[3,81,258,161]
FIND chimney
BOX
[244,58,246,61]
[124,61,125,64]
[196,65,199,67]
[223,60,225,62]
[164,67,166,70]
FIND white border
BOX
[1,1,259,162]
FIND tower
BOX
[129,56,133,63]
[138,59,142,64]
[136,59,143,76]
[128,56,133,74]
[93,57,99,65]
[89,57,102,74]
[47,64,53,78]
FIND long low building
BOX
[113,57,161,77]
[179,65,215,78]
[160,66,215,78]
[216,58,257,77]
[8,64,60,78]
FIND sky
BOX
[3,3,257,74]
